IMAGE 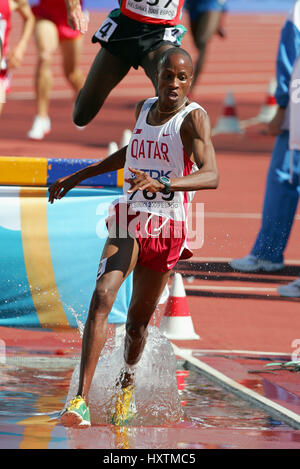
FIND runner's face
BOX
[157,54,193,109]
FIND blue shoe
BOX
[230,255,284,272]
[278,278,300,297]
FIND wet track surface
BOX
[1,350,299,449]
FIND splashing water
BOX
[65,326,183,426]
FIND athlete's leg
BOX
[119,265,171,388]
[73,47,131,126]
[33,19,59,117]
[140,44,176,94]
[251,131,300,263]
[189,10,223,90]
[60,36,85,97]
[77,233,139,404]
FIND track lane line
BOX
[172,343,300,430]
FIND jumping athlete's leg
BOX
[60,36,85,97]
[189,10,223,90]
[140,44,177,94]
[77,233,140,405]
[33,19,59,117]
[73,47,131,126]
[119,264,171,388]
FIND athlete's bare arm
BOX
[65,0,88,33]
[48,146,128,203]
[48,102,148,203]
[7,0,34,69]
[172,107,219,191]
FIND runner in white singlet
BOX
[48,48,219,428]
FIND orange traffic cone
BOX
[241,78,277,128]
[176,370,189,406]
[176,370,189,392]
[159,273,200,340]
[212,91,243,136]
[256,78,277,123]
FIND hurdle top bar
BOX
[0,156,124,187]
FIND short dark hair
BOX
[158,47,193,73]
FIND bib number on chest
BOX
[124,0,180,21]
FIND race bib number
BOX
[94,17,118,43]
[124,0,180,21]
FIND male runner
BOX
[27,0,85,139]
[65,0,187,127]
[48,47,219,427]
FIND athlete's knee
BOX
[93,284,118,313]
[64,68,76,83]
[64,66,83,87]
[38,49,53,67]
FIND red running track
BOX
[1,11,299,353]
[1,12,300,428]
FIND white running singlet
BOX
[122,97,206,222]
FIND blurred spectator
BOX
[184,0,227,94]
[0,0,34,115]
[230,1,300,287]
[27,0,85,140]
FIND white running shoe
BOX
[27,115,51,140]
[277,277,300,297]
[230,254,284,272]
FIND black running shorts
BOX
[92,9,186,69]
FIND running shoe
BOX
[27,115,51,140]
[277,277,300,297]
[111,385,137,426]
[230,255,284,272]
[60,395,91,428]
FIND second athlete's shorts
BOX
[32,0,82,41]
[185,0,227,21]
[106,203,192,273]
[92,9,186,69]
